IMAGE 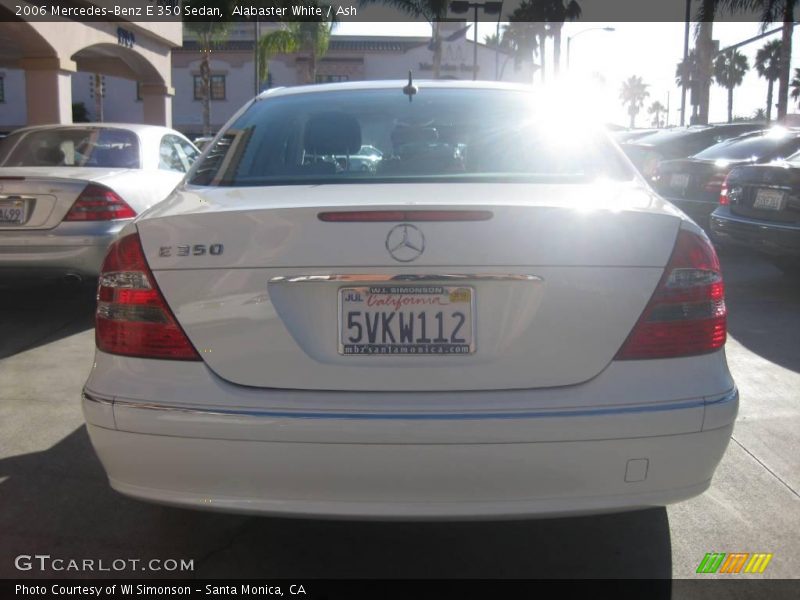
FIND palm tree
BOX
[620,76,650,128]
[648,100,667,128]
[694,0,720,124]
[753,107,767,120]
[484,32,502,47]
[503,14,544,83]
[258,18,334,85]
[184,20,232,136]
[676,49,700,123]
[539,0,581,77]
[507,1,548,82]
[506,0,581,80]
[713,49,750,123]
[755,39,782,122]
[710,0,797,122]
[362,0,448,78]
[790,67,800,107]
[675,48,699,89]
[490,23,536,81]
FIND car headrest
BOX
[392,125,439,147]
[304,112,361,155]
[34,146,65,165]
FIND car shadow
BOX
[718,248,800,373]
[0,281,96,359]
[0,426,672,582]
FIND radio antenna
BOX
[402,71,417,103]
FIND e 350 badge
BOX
[159,244,224,258]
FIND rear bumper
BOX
[82,351,738,518]
[86,420,733,519]
[710,208,800,257]
[0,221,126,279]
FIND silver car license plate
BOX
[670,173,690,192]
[753,188,785,211]
[0,198,27,225]
[339,285,475,355]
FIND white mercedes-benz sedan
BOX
[82,81,737,519]
[0,124,198,283]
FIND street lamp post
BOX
[449,1,503,81]
[566,26,615,71]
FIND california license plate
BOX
[753,188,785,211]
[670,173,690,192]
[339,285,475,355]
[0,198,27,225]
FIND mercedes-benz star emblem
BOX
[385,223,425,262]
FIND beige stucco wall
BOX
[0,11,180,128]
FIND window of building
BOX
[193,74,226,101]
[315,74,349,84]
[0,75,4,103]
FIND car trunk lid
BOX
[728,164,800,224]
[135,182,682,391]
[0,167,128,230]
[653,159,735,204]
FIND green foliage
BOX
[675,49,699,89]
[72,102,89,123]
[359,0,449,22]
[619,75,650,127]
[258,16,334,84]
[648,100,667,127]
[713,49,749,90]
[790,67,800,105]
[755,39,782,81]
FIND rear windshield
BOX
[0,127,141,169]
[692,133,797,162]
[785,150,800,165]
[629,127,709,147]
[188,88,633,186]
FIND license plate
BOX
[0,198,27,225]
[339,285,475,355]
[753,188,785,211]
[670,173,690,192]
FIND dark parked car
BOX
[622,123,765,178]
[612,128,659,144]
[651,128,800,229]
[711,153,800,275]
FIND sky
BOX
[332,20,800,127]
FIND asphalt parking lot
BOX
[0,249,798,581]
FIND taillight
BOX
[649,162,661,183]
[642,152,662,180]
[703,172,727,193]
[96,233,200,360]
[719,176,730,205]
[65,184,136,221]
[615,228,726,360]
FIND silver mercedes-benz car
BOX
[0,123,198,283]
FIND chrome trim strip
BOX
[82,391,114,406]
[712,212,800,232]
[706,387,738,404]
[111,390,737,422]
[269,274,543,284]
